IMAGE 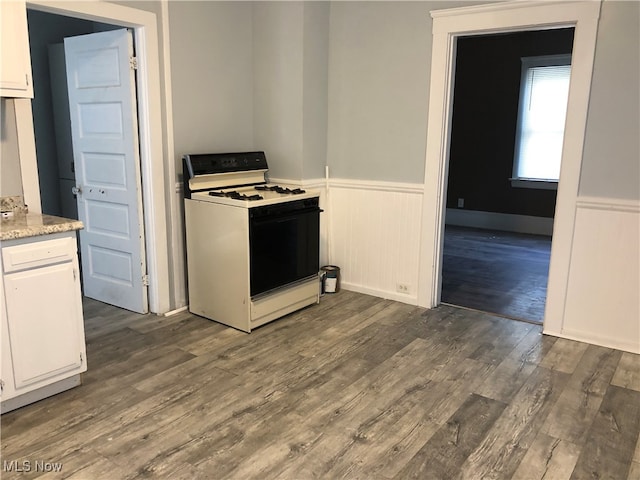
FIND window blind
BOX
[515,63,571,181]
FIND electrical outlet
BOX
[396,283,410,294]
[457,198,464,208]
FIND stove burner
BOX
[255,185,306,195]
[209,190,263,201]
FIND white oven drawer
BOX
[251,277,319,328]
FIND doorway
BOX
[417,0,601,335]
[25,1,171,314]
[440,28,574,324]
[28,12,148,313]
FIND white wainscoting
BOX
[272,177,424,303]
[325,179,424,305]
[544,196,640,354]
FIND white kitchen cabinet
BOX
[1,231,87,413]
[0,0,34,98]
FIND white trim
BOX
[265,177,326,189]
[26,0,171,314]
[301,179,328,190]
[14,99,41,213]
[547,329,639,356]
[445,208,554,236]
[328,178,424,194]
[430,0,598,31]
[340,281,418,306]
[575,196,640,213]
[160,0,184,310]
[418,0,602,349]
[163,306,188,317]
[430,0,584,20]
[270,177,425,194]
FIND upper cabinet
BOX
[1,0,33,98]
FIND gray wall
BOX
[302,2,330,180]
[1,99,22,197]
[253,1,304,180]
[579,0,639,201]
[327,1,433,183]
[252,1,329,180]
[325,0,638,196]
[168,1,254,164]
[19,1,639,202]
[167,1,329,181]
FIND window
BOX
[512,54,572,189]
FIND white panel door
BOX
[64,29,148,313]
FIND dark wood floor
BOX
[2,291,639,479]
[442,225,552,323]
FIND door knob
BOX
[71,186,82,196]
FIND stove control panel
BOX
[183,151,268,178]
[183,151,269,199]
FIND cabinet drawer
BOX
[2,237,76,273]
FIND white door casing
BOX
[418,0,601,338]
[27,0,171,315]
[65,29,148,314]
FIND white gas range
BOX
[183,151,322,332]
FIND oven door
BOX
[249,198,321,297]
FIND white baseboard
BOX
[445,208,554,236]
[164,305,188,317]
[341,282,418,306]
[268,177,327,189]
[543,328,640,355]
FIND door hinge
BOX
[1,379,4,393]
[80,353,84,364]
[130,56,138,70]
[142,274,149,287]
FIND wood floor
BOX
[442,225,552,323]
[2,291,639,479]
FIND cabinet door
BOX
[0,273,16,399]
[0,0,33,98]
[3,261,85,390]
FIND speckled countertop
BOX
[0,195,83,241]
[1,213,83,241]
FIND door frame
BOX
[417,0,601,336]
[27,0,170,314]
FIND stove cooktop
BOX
[192,184,318,207]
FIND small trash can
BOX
[321,265,340,294]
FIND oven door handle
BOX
[251,206,323,224]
